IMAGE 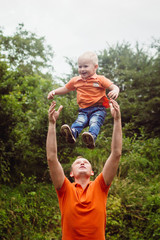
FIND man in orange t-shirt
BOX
[48,51,119,149]
[46,99,122,240]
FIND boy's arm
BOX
[46,101,65,189]
[102,100,122,186]
[47,86,71,99]
[108,84,119,99]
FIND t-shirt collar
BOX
[77,73,97,81]
[73,182,92,189]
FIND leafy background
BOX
[0,24,160,239]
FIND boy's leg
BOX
[60,124,76,144]
[82,107,106,148]
[61,110,88,143]
[71,111,89,138]
[88,107,106,140]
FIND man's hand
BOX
[109,99,121,120]
[48,101,63,124]
[47,90,55,99]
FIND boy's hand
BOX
[109,99,121,120]
[48,90,55,99]
[48,101,63,124]
[108,89,119,100]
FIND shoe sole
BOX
[82,132,95,149]
[61,125,76,144]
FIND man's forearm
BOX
[111,118,122,157]
[102,100,122,185]
[46,122,65,189]
[46,123,57,161]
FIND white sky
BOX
[0,0,160,77]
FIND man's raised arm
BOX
[102,99,122,186]
[46,101,65,189]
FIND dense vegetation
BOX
[0,24,160,239]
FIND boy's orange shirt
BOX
[56,173,110,240]
[65,74,113,108]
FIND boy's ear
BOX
[95,64,98,70]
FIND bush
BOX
[0,175,61,240]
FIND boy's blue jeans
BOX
[71,106,107,141]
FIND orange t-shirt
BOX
[65,74,113,108]
[56,173,110,240]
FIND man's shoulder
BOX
[89,173,103,186]
[94,173,111,191]
[56,176,72,194]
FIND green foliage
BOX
[0,176,61,240]
[0,136,159,239]
[0,23,54,76]
[0,67,53,182]
[0,25,160,239]
[106,195,124,239]
[0,25,56,183]
[97,41,160,137]
[106,135,160,240]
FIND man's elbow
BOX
[112,150,122,161]
[47,153,57,163]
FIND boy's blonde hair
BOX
[78,51,98,65]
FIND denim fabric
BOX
[71,106,107,141]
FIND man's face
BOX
[70,158,94,178]
[78,58,98,80]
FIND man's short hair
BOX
[78,51,98,65]
[75,156,84,160]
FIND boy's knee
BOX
[90,116,98,125]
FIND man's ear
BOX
[70,171,74,177]
[91,170,94,176]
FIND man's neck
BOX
[75,176,90,189]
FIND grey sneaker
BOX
[82,132,95,149]
[61,124,76,144]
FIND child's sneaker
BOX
[61,124,76,144]
[82,132,95,149]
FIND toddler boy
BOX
[48,51,119,149]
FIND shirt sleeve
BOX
[96,172,111,192]
[100,76,113,88]
[65,77,76,91]
[56,177,69,197]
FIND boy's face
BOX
[78,57,98,80]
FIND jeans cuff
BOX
[71,128,78,138]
